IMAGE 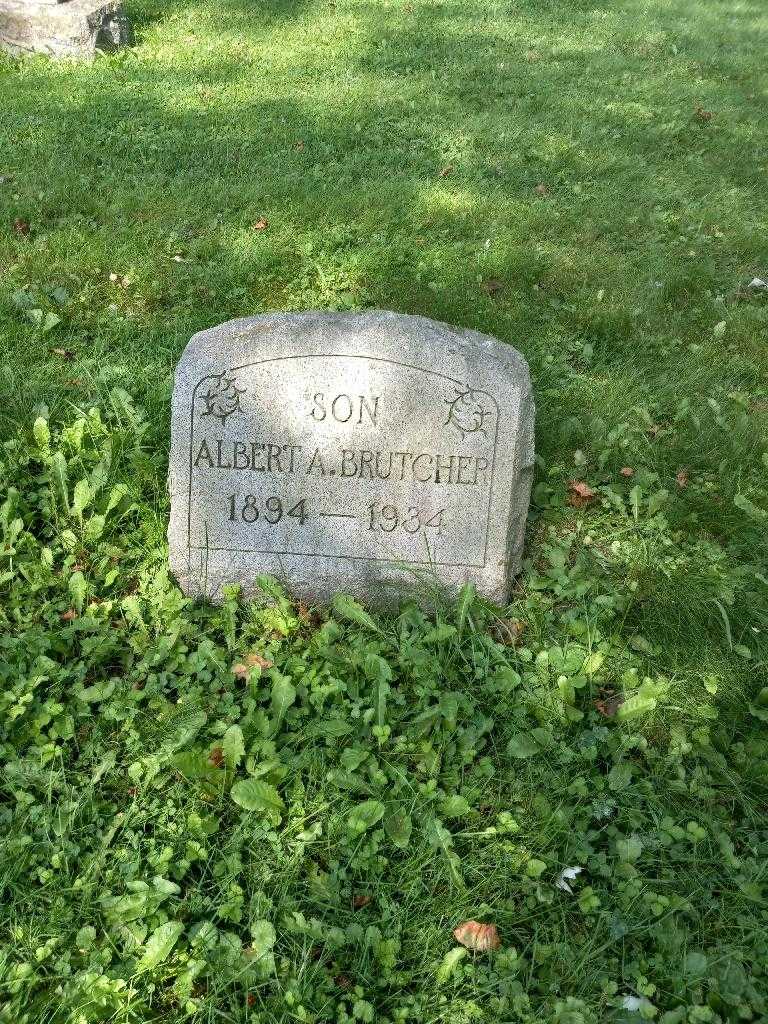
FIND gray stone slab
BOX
[0,0,133,57]
[168,311,535,607]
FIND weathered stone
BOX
[168,311,535,606]
[0,0,133,58]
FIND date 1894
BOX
[226,494,445,535]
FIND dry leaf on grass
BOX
[453,921,500,951]
[51,348,76,360]
[352,894,371,910]
[60,609,77,622]
[568,479,597,508]
[208,747,224,768]
[620,467,634,478]
[252,218,269,231]
[493,617,525,646]
[13,217,30,236]
[232,652,274,677]
[595,694,623,718]
[675,469,689,488]
[534,183,549,196]
[438,164,454,178]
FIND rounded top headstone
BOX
[168,310,534,605]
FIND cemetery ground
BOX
[1,0,767,1020]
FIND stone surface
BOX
[168,311,535,606]
[0,0,133,57]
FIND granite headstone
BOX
[0,0,133,58]
[168,311,534,605]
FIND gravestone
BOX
[0,0,132,58]
[168,311,534,606]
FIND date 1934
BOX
[226,495,446,534]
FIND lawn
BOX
[1,0,768,1021]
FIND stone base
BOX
[0,0,133,58]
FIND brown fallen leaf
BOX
[453,920,501,952]
[294,140,305,151]
[482,278,504,297]
[534,183,549,196]
[439,164,454,178]
[493,617,525,646]
[620,467,634,478]
[232,651,274,677]
[252,217,269,231]
[568,479,597,508]
[51,347,76,360]
[65,378,84,388]
[353,894,371,910]
[595,694,623,718]
[60,609,77,622]
[208,747,224,768]
[13,217,30,236]
[695,106,712,122]
[675,468,689,488]
[335,974,353,990]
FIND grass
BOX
[1,0,768,1021]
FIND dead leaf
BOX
[620,467,634,478]
[294,140,305,151]
[595,693,623,718]
[335,975,353,990]
[453,921,501,952]
[51,347,75,360]
[252,217,269,231]
[60,609,77,622]
[675,468,689,488]
[567,479,597,508]
[65,378,84,388]
[694,106,712,122]
[439,164,454,178]
[13,217,30,236]
[353,894,371,910]
[209,747,224,768]
[232,652,274,677]
[534,183,549,196]
[493,617,525,646]
[482,278,504,297]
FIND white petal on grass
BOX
[620,994,653,1012]
[554,866,583,893]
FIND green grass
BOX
[1,0,768,1021]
